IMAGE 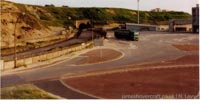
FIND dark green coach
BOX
[114,29,139,41]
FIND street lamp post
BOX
[66,16,71,39]
[137,0,140,24]
[13,12,25,68]
[92,21,94,42]
[96,10,103,59]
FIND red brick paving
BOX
[63,54,199,99]
[172,44,199,51]
[76,49,122,65]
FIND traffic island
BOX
[73,48,123,65]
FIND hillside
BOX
[40,5,192,27]
[1,1,192,49]
[1,1,66,49]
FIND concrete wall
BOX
[2,41,93,71]
[4,61,14,70]
[0,60,4,71]
[157,25,169,31]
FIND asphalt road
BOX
[1,31,199,88]
[34,80,95,99]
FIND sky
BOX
[6,0,199,14]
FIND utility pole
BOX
[91,19,94,45]
[14,12,25,68]
[137,0,140,24]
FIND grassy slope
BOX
[40,6,192,27]
[12,2,192,27]
[1,84,59,99]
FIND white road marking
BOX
[129,43,137,49]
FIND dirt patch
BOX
[63,54,199,99]
[172,44,199,51]
[75,49,122,65]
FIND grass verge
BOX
[1,84,60,99]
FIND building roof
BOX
[170,19,192,25]
[125,23,157,27]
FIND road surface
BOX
[1,31,199,98]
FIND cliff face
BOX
[1,1,64,48]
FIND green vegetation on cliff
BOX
[43,7,191,27]
[14,3,192,27]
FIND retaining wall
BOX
[1,41,93,71]
[0,60,4,71]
